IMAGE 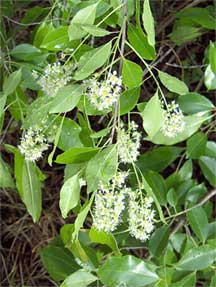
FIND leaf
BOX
[22,160,42,223]
[137,146,183,172]
[86,145,118,193]
[199,156,216,187]
[187,206,209,242]
[56,147,99,164]
[40,244,79,281]
[142,91,164,138]
[122,59,143,88]
[205,141,216,158]
[0,156,15,188]
[10,44,43,62]
[144,171,167,206]
[60,269,98,287]
[176,245,216,270]
[41,27,70,51]
[89,227,121,256]
[158,71,189,95]
[204,64,216,90]
[3,69,22,96]
[49,84,84,113]
[59,173,80,218]
[81,25,111,37]
[57,117,83,151]
[186,132,207,159]
[119,87,140,115]
[149,112,209,145]
[142,0,155,47]
[209,41,216,74]
[0,94,7,116]
[68,3,98,40]
[74,41,111,80]
[170,272,196,287]
[170,25,202,46]
[178,93,214,114]
[127,24,155,60]
[98,255,159,287]
[33,22,54,48]
[149,225,170,257]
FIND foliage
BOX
[1,0,216,286]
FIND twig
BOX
[3,15,68,26]
[166,63,207,69]
[110,0,127,142]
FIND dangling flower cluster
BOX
[85,71,122,111]
[118,121,141,164]
[32,62,75,97]
[128,191,155,241]
[18,125,49,162]
[93,171,129,233]
[161,100,185,138]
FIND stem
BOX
[110,0,127,142]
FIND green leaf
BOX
[209,41,216,74]
[178,93,214,114]
[57,117,83,151]
[158,71,189,95]
[170,272,196,287]
[98,255,158,287]
[49,84,84,113]
[128,24,155,60]
[41,27,69,51]
[144,171,167,206]
[60,269,98,287]
[86,145,118,193]
[56,147,99,164]
[89,227,121,256]
[149,225,170,257]
[170,25,202,46]
[204,64,216,90]
[81,25,111,37]
[68,3,98,40]
[60,173,80,218]
[122,59,143,88]
[149,112,209,145]
[33,22,54,48]
[40,244,79,281]
[3,69,22,96]
[199,156,216,187]
[176,245,216,270]
[142,0,155,47]
[0,156,15,188]
[205,141,216,158]
[22,160,42,223]
[142,91,164,138]
[0,94,7,116]
[187,207,209,242]
[119,87,140,115]
[10,44,43,62]
[137,146,183,172]
[186,132,207,159]
[74,41,111,80]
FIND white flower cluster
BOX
[18,125,49,162]
[161,101,185,138]
[93,171,129,233]
[86,71,122,111]
[32,62,75,97]
[128,191,155,241]
[118,121,141,164]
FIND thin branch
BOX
[110,0,127,142]
[3,15,68,26]
[166,62,207,69]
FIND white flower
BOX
[93,171,129,233]
[18,125,49,162]
[85,71,122,111]
[33,62,75,97]
[128,191,155,242]
[118,121,141,164]
[161,101,185,138]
